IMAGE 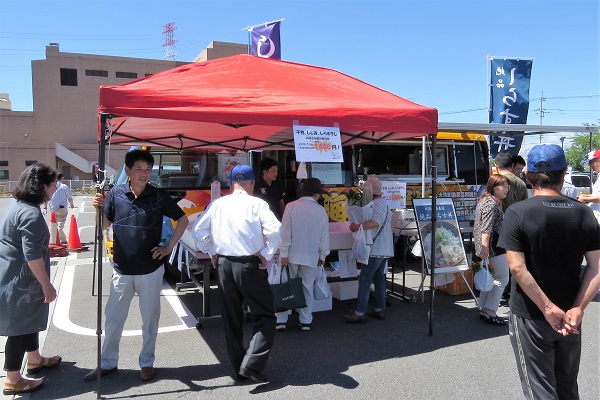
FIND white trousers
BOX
[478,253,509,312]
[275,263,316,325]
[100,265,164,369]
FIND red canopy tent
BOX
[98,54,438,151]
[91,57,442,383]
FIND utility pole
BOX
[560,136,566,149]
[539,91,545,143]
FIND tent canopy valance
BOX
[98,54,438,151]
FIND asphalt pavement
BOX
[1,195,599,399]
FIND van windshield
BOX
[149,150,247,189]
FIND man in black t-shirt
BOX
[254,158,286,221]
[498,144,600,400]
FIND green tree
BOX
[564,124,599,171]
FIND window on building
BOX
[0,171,9,180]
[85,69,109,77]
[60,68,78,86]
[145,73,153,77]
[0,161,8,167]
[25,160,37,166]
[116,71,137,79]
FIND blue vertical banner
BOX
[250,21,281,60]
[488,57,533,157]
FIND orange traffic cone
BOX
[68,214,82,251]
[49,211,57,244]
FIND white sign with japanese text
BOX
[381,181,407,209]
[293,125,343,162]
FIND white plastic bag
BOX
[314,266,331,300]
[352,224,370,264]
[474,259,494,292]
[267,254,285,285]
[345,200,374,245]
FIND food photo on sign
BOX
[412,198,469,275]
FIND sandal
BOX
[3,377,44,395]
[480,312,508,326]
[27,355,62,374]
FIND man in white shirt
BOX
[275,178,330,332]
[578,150,600,224]
[44,173,74,242]
[193,164,281,384]
[561,180,578,199]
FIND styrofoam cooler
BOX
[330,280,359,300]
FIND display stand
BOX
[172,242,216,329]
[413,198,478,334]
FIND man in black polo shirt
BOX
[254,157,285,220]
[85,150,189,382]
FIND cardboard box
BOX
[330,280,359,300]
[435,269,474,295]
[312,295,333,312]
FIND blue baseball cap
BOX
[230,164,255,181]
[527,144,567,172]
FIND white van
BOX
[565,172,592,197]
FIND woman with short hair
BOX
[1,163,62,395]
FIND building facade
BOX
[0,41,246,186]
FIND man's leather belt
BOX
[220,255,260,263]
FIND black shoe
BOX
[239,366,268,383]
[83,367,118,381]
[298,323,311,331]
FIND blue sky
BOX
[1,0,598,150]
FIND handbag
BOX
[313,265,331,300]
[270,266,307,312]
[474,259,494,292]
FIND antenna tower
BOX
[162,22,178,61]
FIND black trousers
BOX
[509,312,581,400]
[216,256,275,375]
[4,333,39,371]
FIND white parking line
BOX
[53,261,197,336]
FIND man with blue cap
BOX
[193,164,281,383]
[498,144,600,400]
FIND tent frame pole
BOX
[428,134,438,336]
[95,113,108,398]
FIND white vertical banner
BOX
[338,249,358,278]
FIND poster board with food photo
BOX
[413,198,468,274]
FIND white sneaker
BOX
[275,324,287,331]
